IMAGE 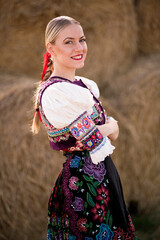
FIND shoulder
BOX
[41,78,94,108]
[42,79,92,98]
[75,76,100,98]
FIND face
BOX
[47,24,87,72]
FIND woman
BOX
[32,16,137,240]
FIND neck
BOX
[52,65,76,82]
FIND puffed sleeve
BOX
[75,76,100,98]
[41,82,115,164]
[41,82,95,128]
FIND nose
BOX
[75,41,83,52]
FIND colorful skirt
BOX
[47,151,138,240]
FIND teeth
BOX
[72,55,82,59]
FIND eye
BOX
[65,41,73,44]
[80,38,86,43]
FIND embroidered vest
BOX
[38,77,106,151]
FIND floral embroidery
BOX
[70,155,81,168]
[91,103,104,124]
[86,139,94,148]
[68,235,76,240]
[69,176,79,190]
[82,154,106,182]
[112,214,137,239]
[71,197,84,211]
[77,218,88,232]
[113,223,136,239]
[62,155,82,239]
[69,111,105,154]
[69,112,95,140]
[96,184,110,206]
[47,151,137,240]
[82,116,92,129]
[128,215,136,233]
[65,140,86,152]
[113,227,129,239]
[96,130,103,139]
[47,229,52,240]
[96,223,113,240]
[91,203,107,223]
[57,230,63,239]
[82,128,104,150]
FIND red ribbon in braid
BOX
[33,108,42,122]
[41,51,51,82]
[34,52,51,122]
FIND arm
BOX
[68,111,115,164]
[41,82,115,164]
[97,118,119,141]
[76,77,119,141]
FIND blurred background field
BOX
[0,0,160,239]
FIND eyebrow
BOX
[63,36,86,42]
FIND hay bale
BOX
[0,0,137,84]
[103,54,160,212]
[135,0,160,54]
[0,74,64,240]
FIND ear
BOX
[46,43,56,56]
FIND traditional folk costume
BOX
[38,75,137,240]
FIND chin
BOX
[75,62,85,69]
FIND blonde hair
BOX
[45,16,80,46]
[32,16,80,134]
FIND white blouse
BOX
[41,76,115,164]
[41,80,95,128]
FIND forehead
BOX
[56,24,84,41]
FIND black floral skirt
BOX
[47,151,138,240]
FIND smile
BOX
[71,54,83,60]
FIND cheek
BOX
[62,48,73,58]
[56,48,71,61]
[84,44,88,54]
